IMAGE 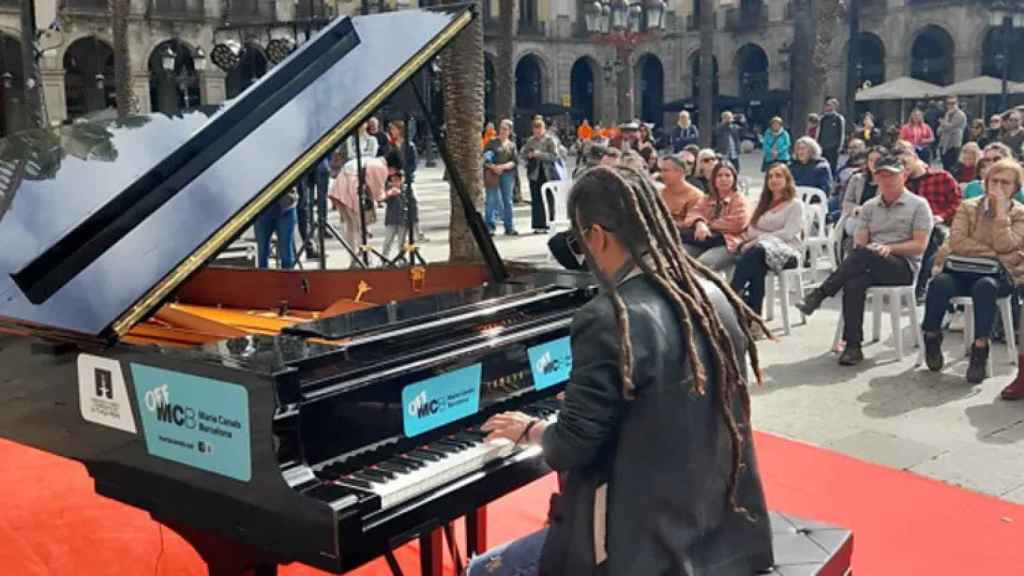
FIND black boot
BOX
[838,343,864,366]
[966,343,990,384]
[923,331,944,372]
[796,288,827,316]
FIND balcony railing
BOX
[152,0,205,18]
[228,0,275,22]
[64,0,109,13]
[725,6,765,31]
[295,0,329,19]
[518,20,545,37]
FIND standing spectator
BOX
[637,123,656,155]
[953,142,981,184]
[576,119,593,142]
[923,158,1024,385]
[817,98,847,174]
[937,96,967,172]
[522,117,561,233]
[481,122,497,149]
[385,119,424,242]
[713,111,742,173]
[967,118,991,148]
[900,108,936,162]
[681,160,751,271]
[797,154,934,365]
[1000,111,1024,159]
[367,116,389,157]
[255,188,299,269]
[346,122,379,160]
[670,110,700,152]
[483,119,519,236]
[924,100,945,161]
[988,114,1004,145]
[760,116,791,172]
[856,112,882,146]
[381,171,406,260]
[731,163,805,321]
[806,113,820,140]
[659,155,704,230]
[789,136,833,196]
[901,151,961,300]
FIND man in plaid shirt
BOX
[900,151,960,300]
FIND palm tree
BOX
[790,0,840,136]
[442,6,485,263]
[495,0,516,123]
[698,0,713,147]
[111,0,134,118]
[19,0,46,129]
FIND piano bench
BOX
[762,511,853,576]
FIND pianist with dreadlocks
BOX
[472,165,774,575]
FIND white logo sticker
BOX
[77,354,137,434]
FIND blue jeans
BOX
[255,205,297,269]
[466,529,546,576]
[485,171,517,233]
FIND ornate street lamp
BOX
[193,46,207,72]
[267,38,295,65]
[628,1,642,33]
[643,0,665,30]
[1,72,12,89]
[585,1,602,34]
[610,0,628,31]
[161,45,177,73]
[211,40,242,72]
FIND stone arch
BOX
[635,53,664,125]
[910,24,955,86]
[570,56,600,124]
[981,25,1024,82]
[63,35,115,120]
[687,48,719,100]
[735,43,769,100]
[515,52,548,115]
[148,38,201,114]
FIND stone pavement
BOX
[304,151,1024,504]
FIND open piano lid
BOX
[0,6,474,338]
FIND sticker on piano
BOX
[130,364,252,482]
[77,354,137,434]
[402,363,482,438]
[527,336,573,391]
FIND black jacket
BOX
[539,269,774,576]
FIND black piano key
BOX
[441,437,472,449]
[359,468,394,482]
[393,456,425,469]
[418,446,448,458]
[454,432,483,444]
[376,461,410,474]
[339,476,374,490]
[351,471,383,485]
[409,449,442,462]
[427,442,458,454]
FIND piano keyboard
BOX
[315,400,560,512]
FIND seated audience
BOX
[659,155,704,230]
[789,136,833,196]
[600,146,622,167]
[954,142,982,184]
[681,161,751,271]
[797,154,933,365]
[963,142,1021,201]
[693,148,718,191]
[840,147,886,244]
[901,150,961,300]
[730,163,805,324]
[922,158,1024,385]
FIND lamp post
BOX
[990,1,1024,112]
[583,0,665,123]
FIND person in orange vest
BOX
[481,121,497,149]
[577,119,593,142]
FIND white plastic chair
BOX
[541,180,573,234]
[946,295,1018,376]
[797,187,835,276]
[763,201,818,335]
[832,282,925,363]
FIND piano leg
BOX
[419,528,444,576]
[466,507,488,558]
[159,519,281,576]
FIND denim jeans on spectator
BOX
[466,529,547,576]
[255,205,297,269]
[922,272,1013,339]
[485,172,517,233]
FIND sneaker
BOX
[505,230,520,236]
[966,344,990,384]
[795,289,826,317]
[923,331,944,372]
[838,344,864,366]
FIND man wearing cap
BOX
[797,154,934,365]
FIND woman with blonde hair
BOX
[923,158,1024,385]
[954,142,982,184]
[730,163,805,319]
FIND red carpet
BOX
[2,432,1023,575]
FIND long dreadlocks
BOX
[567,165,769,514]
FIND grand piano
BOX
[0,5,854,576]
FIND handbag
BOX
[943,255,1004,276]
[483,165,501,189]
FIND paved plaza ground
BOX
[305,151,1024,505]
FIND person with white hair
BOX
[789,136,833,195]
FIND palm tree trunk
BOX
[790,0,814,136]
[443,6,485,263]
[495,0,516,122]
[844,0,861,117]
[698,0,713,147]
[111,0,134,118]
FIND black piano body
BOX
[0,4,599,574]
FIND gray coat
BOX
[539,269,774,576]
[938,108,967,152]
[522,133,561,182]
